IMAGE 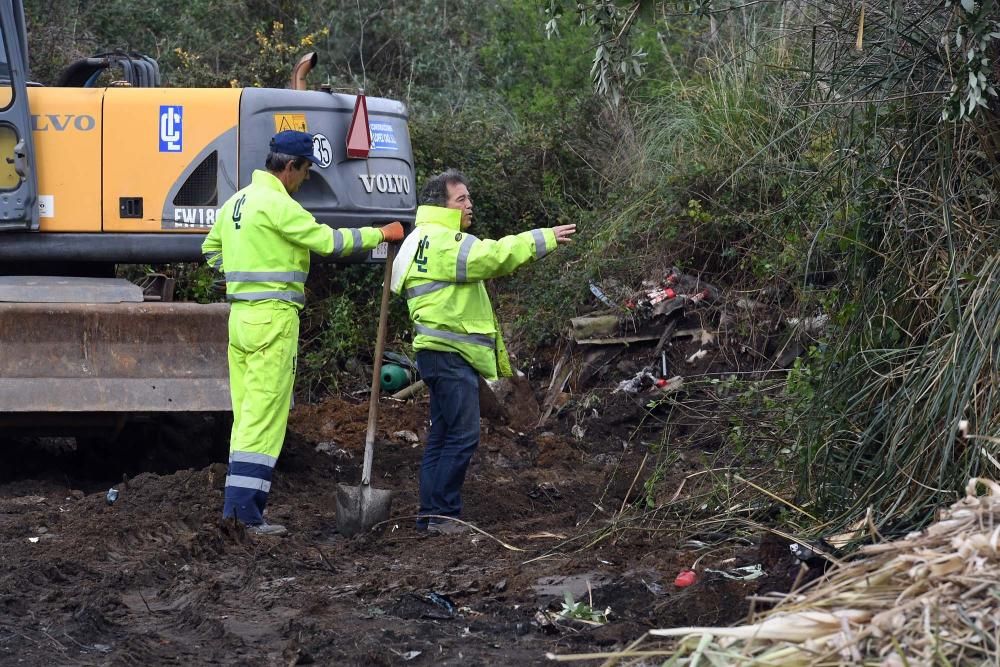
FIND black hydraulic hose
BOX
[134,59,150,87]
[142,56,161,86]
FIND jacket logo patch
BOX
[414,235,430,273]
[232,194,246,230]
[455,233,462,242]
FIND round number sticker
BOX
[312,133,333,168]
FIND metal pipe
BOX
[289,52,317,90]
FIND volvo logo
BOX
[31,114,96,132]
[359,173,411,195]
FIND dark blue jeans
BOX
[415,350,480,525]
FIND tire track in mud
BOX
[2,470,279,665]
[102,515,304,665]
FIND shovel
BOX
[336,242,398,537]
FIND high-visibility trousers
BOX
[222,300,299,525]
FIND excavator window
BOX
[0,20,12,109]
[0,125,17,189]
[0,21,17,190]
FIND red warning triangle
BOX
[346,94,371,159]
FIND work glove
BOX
[379,221,405,243]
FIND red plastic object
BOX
[674,570,697,587]
[688,289,710,305]
[655,378,668,388]
[346,94,371,158]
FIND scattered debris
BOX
[390,380,426,401]
[704,564,765,580]
[315,441,351,458]
[685,349,708,364]
[380,363,412,392]
[642,579,666,596]
[574,333,662,345]
[425,592,456,617]
[674,570,697,587]
[570,314,619,340]
[785,313,830,334]
[789,540,840,570]
[527,482,562,501]
[389,649,422,661]
[613,370,658,394]
[677,328,715,345]
[774,313,832,367]
[588,282,616,308]
[533,609,559,634]
[392,430,419,444]
[575,271,720,349]
[390,592,457,620]
[537,349,574,428]
[654,376,683,393]
[383,350,416,370]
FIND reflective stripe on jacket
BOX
[201,170,384,308]
[392,205,556,379]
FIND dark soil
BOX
[0,308,811,665]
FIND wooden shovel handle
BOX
[361,242,398,486]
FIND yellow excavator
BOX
[0,1,415,427]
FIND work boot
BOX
[247,522,287,536]
[427,520,469,535]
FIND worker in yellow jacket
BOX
[391,169,575,534]
[203,130,404,536]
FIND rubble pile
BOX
[557,268,826,394]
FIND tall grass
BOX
[778,0,1000,531]
[552,0,1000,537]
[799,139,1000,530]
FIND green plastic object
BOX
[380,363,411,393]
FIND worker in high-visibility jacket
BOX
[391,169,576,535]
[203,130,405,536]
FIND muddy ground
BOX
[0,313,810,666]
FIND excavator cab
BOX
[0,0,37,231]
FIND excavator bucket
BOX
[0,295,231,413]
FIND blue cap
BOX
[270,130,319,164]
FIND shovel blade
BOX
[335,483,394,537]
